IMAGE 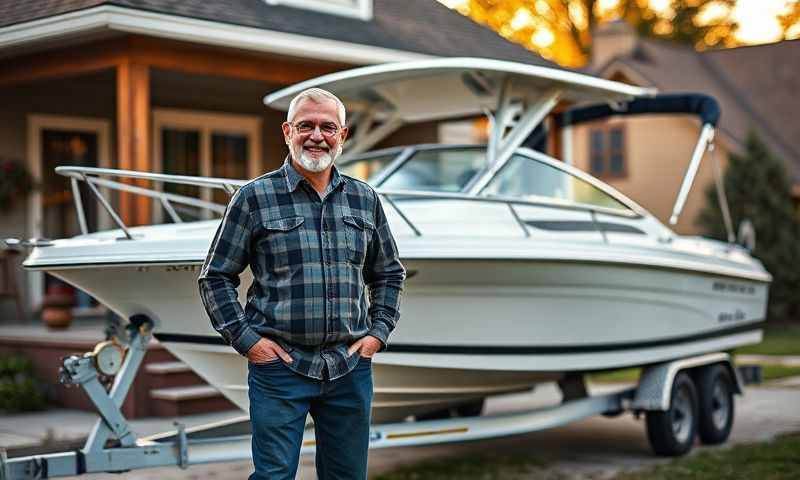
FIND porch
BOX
[0,34,344,318]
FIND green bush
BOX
[696,131,800,323]
[0,353,47,413]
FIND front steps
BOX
[145,359,237,417]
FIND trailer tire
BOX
[646,371,698,456]
[696,364,734,445]
[455,399,485,417]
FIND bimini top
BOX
[264,57,656,123]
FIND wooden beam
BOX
[0,39,128,87]
[117,59,152,226]
[132,62,151,226]
[117,59,133,224]
[127,36,343,85]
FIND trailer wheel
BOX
[696,364,734,445]
[646,371,698,456]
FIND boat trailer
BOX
[1,315,744,479]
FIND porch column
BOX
[117,60,151,226]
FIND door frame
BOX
[26,114,112,310]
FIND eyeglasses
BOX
[291,121,341,137]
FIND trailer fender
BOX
[632,352,743,411]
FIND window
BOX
[263,0,372,20]
[153,109,261,221]
[588,125,626,177]
[481,154,630,212]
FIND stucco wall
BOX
[571,115,730,236]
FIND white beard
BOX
[293,142,342,173]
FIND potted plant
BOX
[0,158,34,212]
[41,280,75,329]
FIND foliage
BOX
[696,131,800,323]
[0,353,47,413]
[444,0,738,66]
[621,0,737,48]
[779,1,800,40]
[0,158,34,212]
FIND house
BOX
[569,21,800,236]
[0,0,555,320]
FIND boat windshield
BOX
[379,147,485,192]
[338,153,398,183]
[481,154,630,211]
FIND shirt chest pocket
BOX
[261,216,305,272]
[342,215,374,265]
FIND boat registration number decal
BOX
[136,265,200,272]
[717,309,746,323]
[712,281,755,295]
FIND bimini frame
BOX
[264,58,730,236]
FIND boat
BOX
[18,58,770,423]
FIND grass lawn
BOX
[760,364,800,381]
[589,364,800,384]
[375,433,800,480]
[617,432,800,479]
[735,325,800,356]
[373,453,546,480]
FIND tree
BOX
[779,0,800,40]
[446,0,737,67]
[696,131,800,323]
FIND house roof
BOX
[0,0,555,67]
[596,34,800,183]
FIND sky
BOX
[438,0,796,45]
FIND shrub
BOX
[0,353,47,413]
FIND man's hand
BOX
[347,335,382,359]
[247,337,293,364]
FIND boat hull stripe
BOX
[154,321,763,355]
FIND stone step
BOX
[149,385,235,417]
[145,361,192,374]
[150,385,221,401]
[145,360,205,389]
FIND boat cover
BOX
[554,94,720,128]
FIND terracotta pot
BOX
[42,307,72,329]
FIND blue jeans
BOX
[247,356,373,480]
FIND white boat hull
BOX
[45,253,767,422]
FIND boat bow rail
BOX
[51,163,644,243]
[54,166,247,239]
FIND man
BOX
[198,87,405,479]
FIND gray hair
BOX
[287,88,346,126]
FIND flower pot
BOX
[42,307,72,330]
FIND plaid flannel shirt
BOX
[198,159,405,380]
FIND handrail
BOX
[56,166,237,238]
[56,166,247,189]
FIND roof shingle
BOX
[0,0,554,67]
